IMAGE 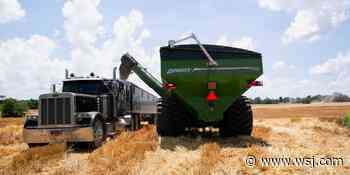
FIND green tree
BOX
[24,99,38,109]
[302,95,312,104]
[1,98,28,117]
[345,113,350,128]
[253,97,262,104]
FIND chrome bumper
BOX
[23,126,94,143]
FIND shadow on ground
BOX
[159,133,271,150]
[66,143,95,153]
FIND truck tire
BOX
[24,118,38,128]
[90,118,105,148]
[28,143,48,148]
[156,97,188,136]
[220,96,253,137]
[148,115,155,125]
[131,114,141,131]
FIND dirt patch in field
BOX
[253,102,350,119]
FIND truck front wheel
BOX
[220,96,253,137]
[90,118,105,148]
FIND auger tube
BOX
[120,53,166,96]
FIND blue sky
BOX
[0,0,349,99]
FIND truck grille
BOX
[40,98,71,125]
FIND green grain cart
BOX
[119,33,263,137]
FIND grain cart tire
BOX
[90,118,105,148]
[156,97,188,136]
[220,96,253,137]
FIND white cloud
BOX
[257,0,350,44]
[246,60,320,98]
[111,9,145,45]
[282,9,321,44]
[62,0,104,49]
[247,61,301,97]
[98,9,155,79]
[258,0,300,11]
[0,0,160,98]
[0,35,68,98]
[62,0,151,76]
[247,54,350,98]
[102,10,158,94]
[5,0,348,99]
[310,52,350,75]
[0,0,25,23]
[309,52,350,95]
[216,36,256,51]
[272,61,295,73]
[232,37,256,51]
[62,0,159,95]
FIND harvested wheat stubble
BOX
[1,103,350,175]
[136,118,350,175]
[0,144,66,175]
[0,125,22,145]
[0,118,24,128]
[0,118,23,145]
[88,125,158,175]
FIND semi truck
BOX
[23,69,158,148]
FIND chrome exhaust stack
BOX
[113,67,117,80]
[65,69,69,79]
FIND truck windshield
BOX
[62,80,107,94]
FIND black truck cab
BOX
[23,73,157,148]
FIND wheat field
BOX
[0,103,350,175]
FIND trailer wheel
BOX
[131,115,141,131]
[220,96,253,137]
[90,118,105,148]
[156,97,188,136]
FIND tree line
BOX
[0,98,38,117]
[1,92,349,117]
[250,92,350,104]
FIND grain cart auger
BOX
[120,33,263,137]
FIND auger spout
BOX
[119,53,166,96]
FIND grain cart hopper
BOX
[119,33,263,137]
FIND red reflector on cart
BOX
[164,83,176,90]
[208,82,216,90]
[207,91,218,101]
[248,81,263,87]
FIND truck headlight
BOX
[76,113,92,124]
[25,115,38,120]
